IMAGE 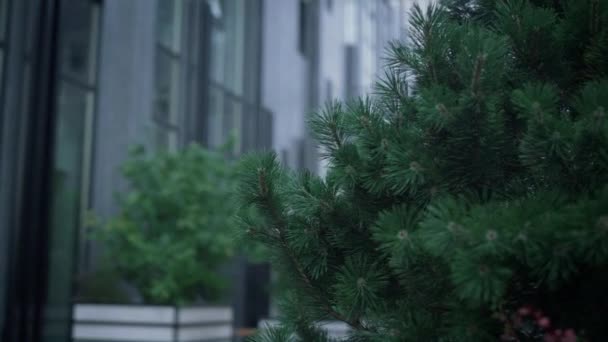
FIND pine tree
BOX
[237,1,608,340]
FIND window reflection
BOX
[43,0,99,341]
[44,82,95,341]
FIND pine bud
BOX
[478,265,489,276]
[381,138,389,151]
[471,53,487,96]
[596,215,608,232]
[357,277,366,288]
[447,221,462,233]
[397,230,409,240]
[257,167,268,195]
[486,230,498,241]
[359,116,370,127]
[593,106,605,119]
[410,161,423,172]
[532,102,544,123]
[436,103,450,118]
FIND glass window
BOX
[210,27,226,84]
[223,0,245,95]
[344,0,357,44]
[157,0,182,53]
[224,93,242,155]
[208,85,224,148]
[0,0,7,41]
[58,0,99,84]
[42,0,99,341]
[0,0,7,101]
[205,0,248,150]
[298,0,309,55]
[154,0,183,151]
[0,0,8,334]
[43,84,95,341]
[154,51,180,125]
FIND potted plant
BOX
[73,144,237,342]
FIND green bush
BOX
[94,144,237,305]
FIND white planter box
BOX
[72,304,234,342]
[258,319,350,340]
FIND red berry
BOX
[543,334,556,342]
[538,317,551,329]
[518,306,532,316]
[562,329,577,342]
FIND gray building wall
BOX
[91,0,157,224]
[262,0,313,170]
[264,0,412,175]
[319,0,347,103]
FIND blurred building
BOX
[266,0,409,173]
[0,0,413,341]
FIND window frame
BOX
[153,0,185,152]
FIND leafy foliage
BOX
[240,1,608,340]
[94,144,237,304]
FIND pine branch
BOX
[256,169,364,330]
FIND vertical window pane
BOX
[210,28,226,84]
[224,0,245,95]
[230,98,242,155]
[208,85,224,148]
[154,51,180,125]
[59,0,99,84]
[157,0,183,53]
[298,0,308,55]
[344,0,358,44]
[42,0,99,340]
[155,0,183,152]
[0,0,7,41]
[0,51,3,106]
[43,82,94,342]
[0,48,5,340]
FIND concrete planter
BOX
[72,303,234,342]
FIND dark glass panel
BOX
[42,82,94,342]
[58,0,99,84]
